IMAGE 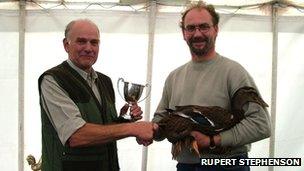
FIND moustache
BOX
[189,37,207,44]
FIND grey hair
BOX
[64,19,100,39]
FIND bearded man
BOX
[152,2,271,171]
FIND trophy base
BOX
[122,114,132,120]
[117,114,133,123]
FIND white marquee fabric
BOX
[0,1,304,171]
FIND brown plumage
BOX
[157,105,237,159]
[155,86,268,159]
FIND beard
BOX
[188,36,215,57]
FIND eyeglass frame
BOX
[183,23,214,34]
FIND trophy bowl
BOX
[117,78,151,119]
[123,82,144,103]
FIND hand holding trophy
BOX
[117,78,151,121]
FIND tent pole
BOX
[142,1,157,171]
[18,0,26,171]
[269,2,278,171]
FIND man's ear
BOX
[213,25,219,35]
[182,29,186,41]
[63,38,69,53]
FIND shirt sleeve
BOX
[220,62,271,147]
[152,75,171,123]
[40,75,86,145]
[220,102,271,147]
[152,76,172,141]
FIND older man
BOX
[39,19,157,171]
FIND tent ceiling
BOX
[0,0,304,16]
[0,0,302,6]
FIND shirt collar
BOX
[190,53,220,70]
[67,59,98,81]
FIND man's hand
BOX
[136,123,159,146]
[190,131,221,150]
[119,103,143,121]
[129,103,143,121]
[136,138,153,146]
[119,103,129,116]
[190,131,210,149]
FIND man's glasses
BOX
[184,23,214,33]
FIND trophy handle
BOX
[138,83,151,103]
[117,77,125,101]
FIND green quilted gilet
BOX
[38,61,120,171]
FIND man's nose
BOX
[83,42,94,51]
[193,28,204,37]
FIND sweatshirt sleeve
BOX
[220,102,271,147]
[220,61,271,147]
[152,75,172,141]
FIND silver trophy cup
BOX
[117,78,151,120]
